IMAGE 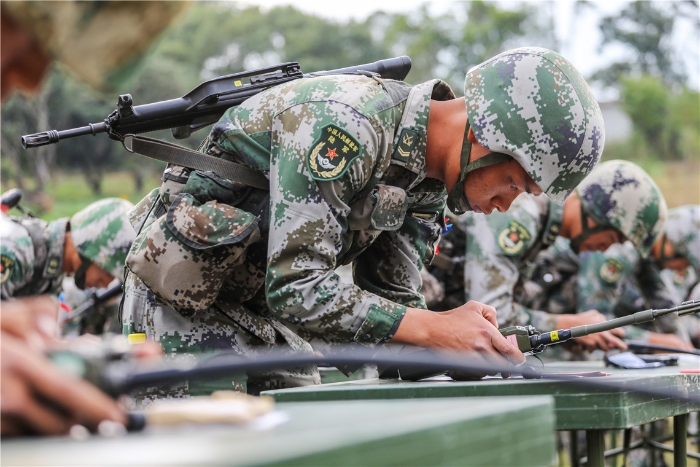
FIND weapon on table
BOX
[21,56,412,148]
[500,300,700,356]
[58,281,124,327]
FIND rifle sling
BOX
[127,135,270,191]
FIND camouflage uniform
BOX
[460,160,667,330]
[522,240,685,343]
[123,75,454,398]
[462,193,564,330]
[0,198,135,300]
[0,213,68,299]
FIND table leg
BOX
[675,413,689,467]
[570,430,579,467]
[586,429,605,467]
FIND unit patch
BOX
[307,124,361,181]
[599,258,624,284]
[1,255,14,284]
[497,220,531,256]
[392,128,419,163]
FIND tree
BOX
[592,1,696,89]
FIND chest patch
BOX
[1,255,15,284]
[599,258,624,284]
[307,124,361,181]
[497,220,531,256]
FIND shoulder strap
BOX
[125,135,270,191]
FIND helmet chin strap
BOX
[569,204,613,253]
[446,121,512,215]
[74,254,92,290]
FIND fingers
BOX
[1,296,58,348]
[601,332,627,351]
[20,356,125,430]
[489,329,526,365]
[471,301,498,328]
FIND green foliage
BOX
[593,1,696,88]
[618,75,700,160]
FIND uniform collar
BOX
[43,218,69,278]
[542,199,564,247]
[390,79,454,191]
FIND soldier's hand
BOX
[390,301,526,378]
[0,332,125,436]
[1,295,58,351]
[556,310,627,352]
[648,332,695,352]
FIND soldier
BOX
[522,239,692,351]
[454,160,668,351]
[1,198,136,300]
[122,46,605,398]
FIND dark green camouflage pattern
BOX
[465,47,604,204]
[70,198,136,279]
[576,160,667,258]
[123,76,454,395]
[0,214,68,299]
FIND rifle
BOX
[500,300,700,355]
[21,57,412,148]
[59,281,124,328]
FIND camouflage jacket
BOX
[0,214,68,299]
[462,194,563,330]
[126,75,453,351]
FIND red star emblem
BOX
[326,148,338,160]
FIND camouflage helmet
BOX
[574,160,667,258]
[70,198,136,279]
[662,205,700,271]
[449,47,604,214]
[3,1,187,91]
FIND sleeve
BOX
[0,220,34,299]
[353,183,446,312]
[264,102,409,347]
[462,207,557,329]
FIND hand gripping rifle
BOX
[500,300,700,356]
[21,57,412,149]
[58,281,124,328]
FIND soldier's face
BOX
[461,129,542,215]
[651,238,691,271]
[84,264,115,289]
[463,160,542,215]
[576,229,623,253]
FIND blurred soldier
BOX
[1,198,136,300]
[1,0,186,436]
[123,47,604,397]
[442,160,668,351]
[522,239,692,350]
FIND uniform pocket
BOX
[126,193,261,317]
[368,185,409,231]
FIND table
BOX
[2,397,556,466]
[263,361,700,466]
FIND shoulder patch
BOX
[599,258,624,284]
[1,254,15,284]
[306,124,361,181]
[392,128,419,163]
[497,220,531,256]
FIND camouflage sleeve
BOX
[462,200,557,330]
[265,102,408,346]
[0,217,34,299]
[354,185,446,310]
